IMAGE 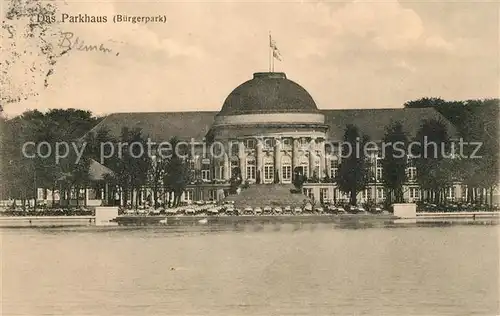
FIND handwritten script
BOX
[59,32,119,56]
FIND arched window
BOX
[229,158,240,179]
[281,155,292,183]
[297,155,309,178]
[263,156,274,183]
[246,156,256,180]
[215,159,224,180]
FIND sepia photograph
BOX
[0,0,499,315]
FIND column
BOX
[238,140,246,181]
[319,139,325,179]
[274,137,282,183]
[256,137,263,184]
[223,151,229,181]
[309,137,316,178]
[325,154,331,178]
[292,137,299,171]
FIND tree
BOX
[405,97,499,206]
[1,108,101,208]
[2,111,45,209]
[149,152,167,209]
[112,128,151,209]
[413,119,451,204]
[229,166,242,194]
[404,97,446,109]
[292,167,305,192]
[336,124,370,205]
[162,137,193,207]
[459,99,499,207]
[381,121,408,204]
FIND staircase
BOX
[224,184,311,209]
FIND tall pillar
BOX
[274,137,282,183]
[256,137,263,184]
[309,138,316,178]
[238,140,246,181]
[292,137,299,172]
[319,139,326,180]
[223,151,229,180]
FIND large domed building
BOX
[208,72,328,185]
[83,71,459,206]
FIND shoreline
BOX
[0,212,498,228]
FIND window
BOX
[230,142,239,157]
[461,186,467,201]
[334,188,348,201]
[330,157,339,179]
[246,158,256,180]
[282,138,292,149]
[409,188,420,200]
[282,165,291,183]
[201,160,211,181]
[230,160,239,179]
[320,188,329,202]
[300,137,309,148]
[215,160,224,180]
[298,156,309,178]
[184,189,194,202]
[281,156,292,183]
[447,187,455,200]
[245,139,256,150]
[188,158,195,170]
[212,143,223,156]
[366,188,372,200]
[361,189,370,200]
[407,167,417,181]
[209,189,217,201]
[264,160,274,183]
[201,169,211,181]
[303,188,313,198]
[376,167,382,182]
[377,188,385,200]
[263,138,274,150]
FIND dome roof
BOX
[218,72,319,116]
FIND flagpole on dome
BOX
[269,32,282,72]
[269,31,272,72]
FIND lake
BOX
[2,222,499,315]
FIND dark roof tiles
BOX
[87,108,458,142]
[218,72,320,115]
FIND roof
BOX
[218,72,320,116]
[58,159,114,182]
[88,159,114,181]
[87,111,218,142]
[323,108,459,141]
[86,108,458,142]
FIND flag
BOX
[269,34,282,61]
[273,49,282,61]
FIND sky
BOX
[2,0,499,117]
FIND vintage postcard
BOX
[1,0,499,315]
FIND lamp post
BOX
[33,168,37,211]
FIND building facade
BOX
[80,71,486,206]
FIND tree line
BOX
[0,97,498,209]
[0,109,193,209]
[334,98,498,207]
